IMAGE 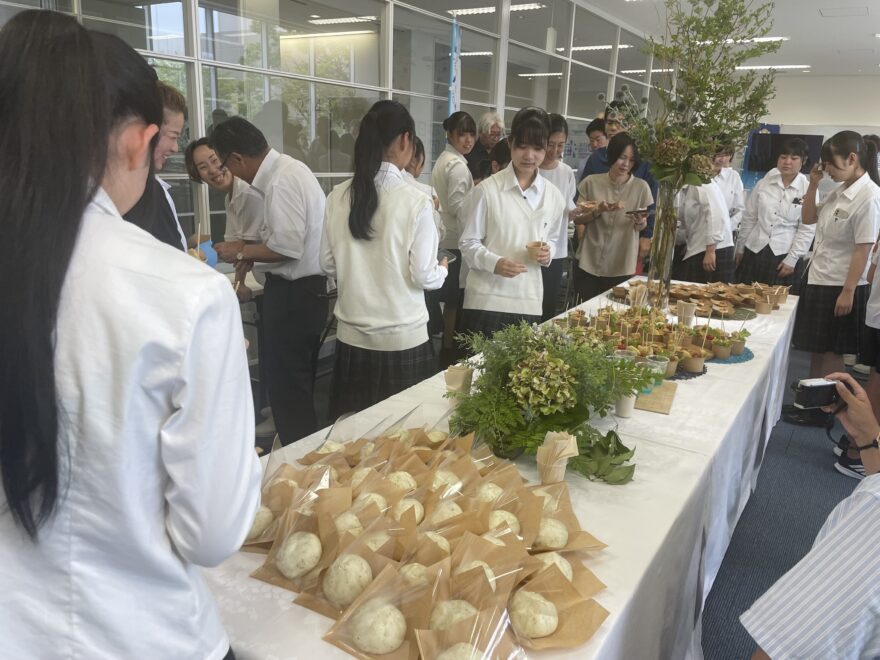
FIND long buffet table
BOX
[204,283,797,659]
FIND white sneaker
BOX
[853,363,872,375]
[843,354,857,366]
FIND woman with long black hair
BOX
[785,131,880,426]
[322,100,448,415]
[0,12,260,659]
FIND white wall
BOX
[765,75,880,134]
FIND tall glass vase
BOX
[646,179,680,310]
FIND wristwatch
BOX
[235,250,246,261]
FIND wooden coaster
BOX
[635,381,677,415]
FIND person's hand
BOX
[777,261,795,278]
[735,251,743,267]
[596,200,620,214]
[809,162,824,187]
[438,257,449,269]
[822,372,880,444]
[631,211,649,230]
[638,237,652,259]
[494,257,528,278]
[215,239,245,263]
[834,288,855,317]
[234,259,253,278]
[235,283,253,303]
[703,249,716,272]
[536,244,551,266]
[432,195,440,211]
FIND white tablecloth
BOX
[204,287,797,660]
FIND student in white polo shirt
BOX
[712,141,745,235]
[321,101,447,415]
[210,117,328,445]
[458,107,566,336]
[786,132,880,428]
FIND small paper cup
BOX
[526,241,548,262]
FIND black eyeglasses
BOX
[218,154,231,171]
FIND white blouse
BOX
[539,161,577,259]
[713,167,745,232]
[0,189,261,660]
[432,144,474,250]
[224,175,264,242]
[736,168,813,268]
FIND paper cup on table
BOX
[615,393,637,418]
[526,241,548,262]
[677,300,697,327]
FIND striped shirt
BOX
[740,473,880,659]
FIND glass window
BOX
[400,0,500,34]
[566,61,608,119]
[505,43,565,113]
[564,118,590,173]
[166,179,197,237]
[617,31,650,77]
[313,81,380,173]
[81,0,185,56]
[570,7,616,71]
[394,93,449,174]
[394,7,496,103]
[459,28,496,104]
[199,0,382,87]
[508,0,570,55]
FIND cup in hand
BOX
[526,241,549,262]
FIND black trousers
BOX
[262,273,328,445]
[541,258,565,321]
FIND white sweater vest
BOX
[324,179,431,351]
[464,171,566,315]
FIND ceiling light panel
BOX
[307,15,376,25]
[448,3,544,17]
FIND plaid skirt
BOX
[459,308,540,339]
[792,283,869,355]
[330,339,436,418]
[736,245,806,290]
[673,247,735,284]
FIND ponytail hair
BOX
[0,12,161,540]
[350,100,415,240]
[442,111,476,137]
[821,130,880,187]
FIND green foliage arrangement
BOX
[448,323,653,480]
[569,426,637,485]
[616,0,782,187]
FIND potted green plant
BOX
[616,0,781,308]
[449,323,654,462]
[712,337,733,360]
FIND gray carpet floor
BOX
[701,348,861,659]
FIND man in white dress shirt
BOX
[211,117,328,445]
[123,81,189,251]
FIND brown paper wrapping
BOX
[450,533,540,605]
[294,524,399,620]
[525,483,607,554]
[251,509,337,594]
[482,487,543,549]
[463,462,524,502]
[444,365,474,399]
[508,566,608,650]
[415,606,525,660]
[323,565,435,660]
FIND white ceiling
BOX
[580,0,880,76]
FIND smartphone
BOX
[793,378,840,410]
[438,248,457,264]
[625,208,649,216]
